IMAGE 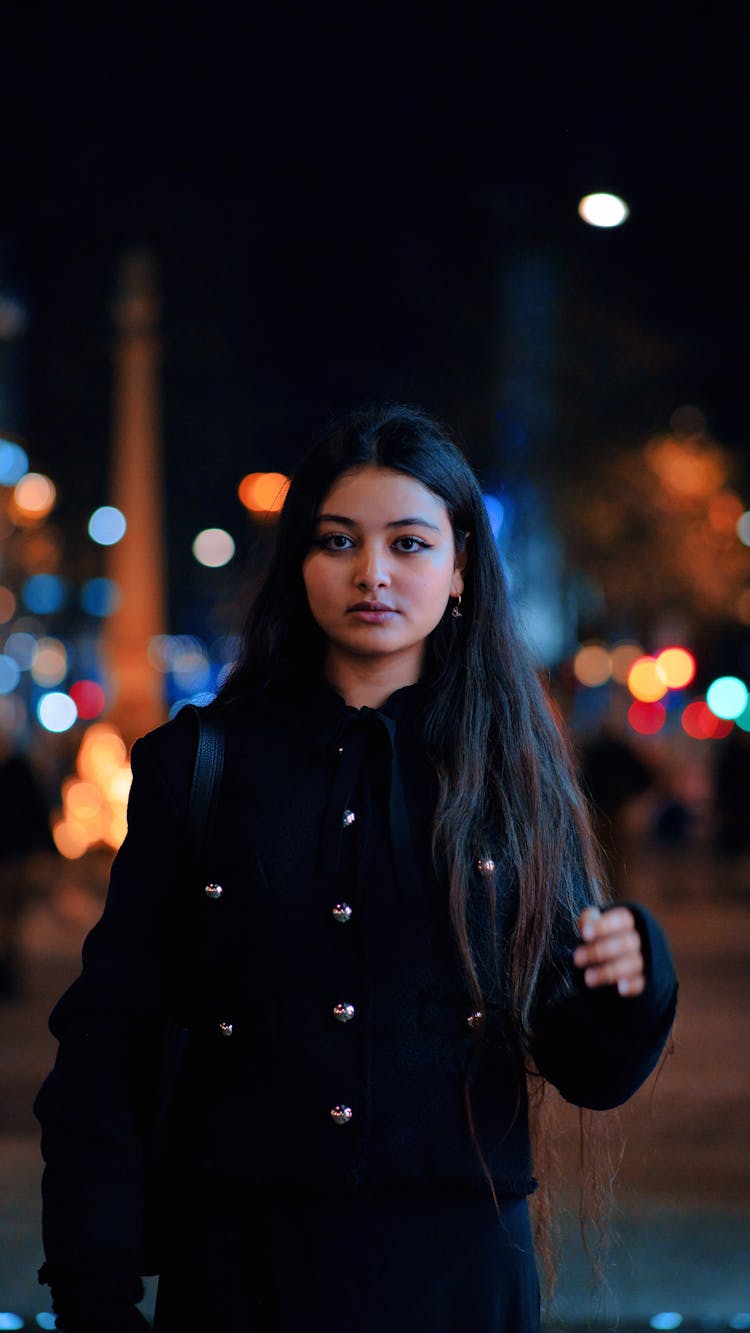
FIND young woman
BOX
[35,404,677,1332]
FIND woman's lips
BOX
[347,602,398,623]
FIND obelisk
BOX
[100,250,168,743]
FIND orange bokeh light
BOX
[610,642,643,684]
[627,656,668,702]
[655,647,696,690]
[573,643,611,687]
[53,723,133,859]
[238,471,290,514]
[13,472,57,519]
[707,490,745,534]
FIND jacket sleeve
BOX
[529,901,678,1110]
[34,723,192,1310]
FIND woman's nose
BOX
[355,545,391,589]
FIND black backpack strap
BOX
[185,704,225,866]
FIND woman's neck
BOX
[322,650,423,710]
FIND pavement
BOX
[1,838,748,1330]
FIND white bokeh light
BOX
[192,528,235,568]
[578,192,630,228]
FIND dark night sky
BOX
[1,5,746,629]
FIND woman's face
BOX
[302,464,466,682]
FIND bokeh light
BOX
[0,694,26,736]
[192,528,235,567]
[238,472,290,514]
[4,631,37,670]
[0,587,16,623]
[31,638,68,687]
[22,573,67,615]
[172,644,211,691]
[628,656,668,702]
[38,692,78,733]
[573,643,611,687]
[706,676,748,720]
[14,472,56,519]
[148,634,178,672]
[735,702,750,733]
[737,511,750,546]
[610,641,643,684]
[53,723,132,858]
[81,577,121,617]
[655,647,696,690]
[88,505,127,545]
[628,700,666,735]
[646,437,726,498]
[682,701,733,740]
[707,490,744,534]
[69,680,106,720]
[577,192,630,228]
[482,494,505,539]
[0,440,29,485]
[0,655,21,695]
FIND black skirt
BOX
[152,1179,540,1333]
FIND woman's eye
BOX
[318,532,353,550]
[393,536,429,552]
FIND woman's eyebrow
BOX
[315,512,441,532]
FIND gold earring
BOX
[451,594,463,619]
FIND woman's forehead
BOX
[317,464,449,525]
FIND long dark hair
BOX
[217,403,609,1286]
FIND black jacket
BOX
[35,679,677,1297]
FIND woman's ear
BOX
[451,535,468,596]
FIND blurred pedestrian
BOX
[35,405,677,1332]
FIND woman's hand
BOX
[573,906,646,997]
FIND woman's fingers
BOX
[574,906,646,996]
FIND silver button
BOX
[219,1021,233,1037]
[333,1002,356,1023]
[204,883,223,899]
[467,1011,484,1030]
[342,809,356,827]
[332,902,353,924]
[330,1104,353,1125]
[476,858,495,875]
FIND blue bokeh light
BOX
[482,493,505,540]
[0,440,29,485]
[4,631,37,670]
[88,505,127,545]
[0,655,21,695]
[22,573,67,615]
[81,577,121,617]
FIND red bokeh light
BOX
[628,701,666,735]
[69,680,106,721]
[681,701,733,740]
